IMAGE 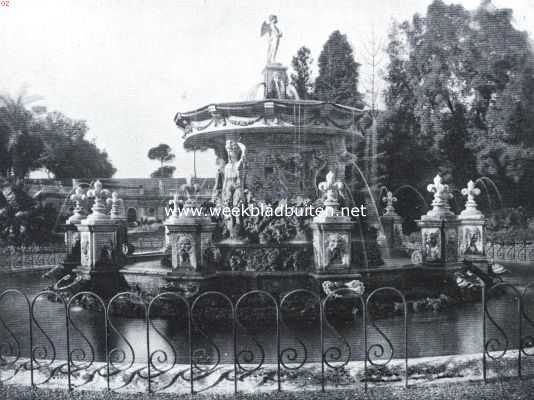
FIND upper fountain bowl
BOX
[175,99,366,151]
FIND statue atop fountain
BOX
[261,15,282,65]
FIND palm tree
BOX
[0,91,43,179]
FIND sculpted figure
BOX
[178,237,192,266]
[222,140,246,207]
[261,15,282,64]
[221,140,246,239]
[328,234,346,265]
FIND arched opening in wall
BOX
[127,207,137,223]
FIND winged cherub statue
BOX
[261,15,282,64]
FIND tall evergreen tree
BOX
[314,31,364,108]
[290,46,314,99]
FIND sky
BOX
[1,0,533,178]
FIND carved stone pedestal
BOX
[418,218,459,265]
[165,183,216,276]
[458,180,486,259]
[73,182,129,297]
[165,222,216,275]
[458,218,486,259]
[312,171,353,273]
[62,223,81,272]
[312,218,353,273]
[77,222,121,273]
[380,191,403,250]
[381,214,404,250]
[263,63,289,99]
[417,175,459,266]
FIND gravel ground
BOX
[2,379,534,400]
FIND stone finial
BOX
[382,191,398,217]
[182,176,201,208]
[318,171,344,204]
[83,180,111,224]
[166,191,181,223]
[459,180,483,219]
[107,192,126,221]
[67,186,87,224]
[425,174,454,218]
[317,171,344,218]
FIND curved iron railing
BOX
[521,282,534,359]
[365,287,408,390]
[106,292,147,390]
[235,290,279,391]
[190,291,235,394]
[279,289,323,390]
[67,291,108,390]
[30,290,70,386]
[0,289,32,384]
[483,283,522,381]
[146,291,191,393]
[0,281,533,393]
[322,287,365,390]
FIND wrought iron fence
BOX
[0,283,532,394]
[485,240,534,263]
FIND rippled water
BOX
[1,264,534,366]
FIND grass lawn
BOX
[2,379,534,400]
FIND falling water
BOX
[343,182,370,270]
[362,118,380,200]
[475,179,493,210]
[394,185,429,210]
[348,160,391,262]
[475,176,503,210]
[451,189,464,214]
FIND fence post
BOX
[189,308,193,395]
[233,306,237,395]
[482,283,486,383]
[518,292,522,378]
[65,301,72,391]
[276,303,281,392]
[320,301,324,393]
[146,310,151,393]
[364,306,367,392]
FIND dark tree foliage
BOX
[148,143,175,177]
[290,46,314,99]
[40,112,116,178]
[380,0,534,215]
[151,165,176,178]
[0,178,60,245]
[0,95,43,179]
[0,95,116,179]
[314,30,364,108]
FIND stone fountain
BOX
[51,15,498,301]
[166,15,379,295]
